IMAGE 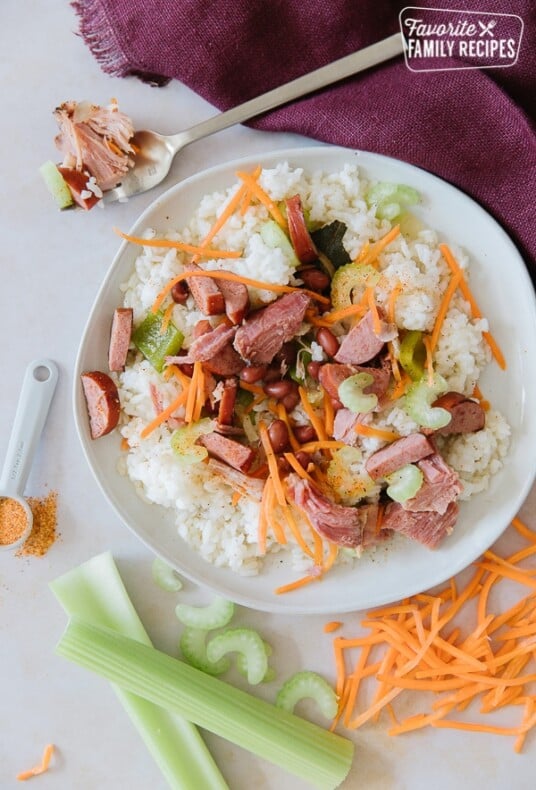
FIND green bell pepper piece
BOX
[132,309,184,373]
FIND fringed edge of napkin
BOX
[71,0,169,86]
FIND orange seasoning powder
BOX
[0,497,29,545]
[16,491,58,557]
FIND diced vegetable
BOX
[50,553,228,790]
[180,627,230,675]
[338,373,378,414]
[132,310,184,373]
[170,418,214,467]
[175,596,235,630]
[366,182,420,222]
[56,618,354,790]
[385,464,424,502]
[311,221,351,270]
[403,373,451,430]
[291,349,313,383]
[39,160,74,209]
[260,220,300,268]
[330,263,380,311]
[276,671,338,720]
[152,557,183,592]
[399,330,427,381]
[237,642,276,683]
[206,628,268,685]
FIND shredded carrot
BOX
[159,303,174,335]
[360,225,400,266]
[512,517,536,544]
[17,744,55,781]
[120,437,129,451]
[299,440,345,453]
[236,171,286,228]
[365,287,382,335]
[258,422,286,507]
[192,363,205,422]
[239,165,262,216]
[194,182,249,259]
[422,334,434,386]
[323,390,335,437]
[275,573,319,595]
[152,268,330,314]
[298,386,328,442]
[324,621,343,633]
[322,301,369,325]
[472,384,491,411]
[184,361,200,424]
[439,244,506,369]
[389,371,409,401]
[140,386,189,438]
[114,228,242,259]
[275,403,300,452]
[354,423,399,442]
[327,519,536,752]
[430,270,463,352]
[231,490,242,507]
[239,381,265,397]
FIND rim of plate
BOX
[74,145,536,614]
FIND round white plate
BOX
[74,146,536,614]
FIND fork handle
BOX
[170,33,404,150]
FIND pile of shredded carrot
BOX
[329,517,536,752]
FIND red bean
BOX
[295,451,311,469]
[240,365,267,383]
[268,419,290,454]
[298,267,331,292]
[171,281,189,304]
[263,365,282,383]
[275,342,298,367]
[294,425,317,443]
[316,327,339,357]
[178,362,194,377]
[263,379,293,399]
[307,361,321,380]
[277,456,291,474]
[281,389,300,412]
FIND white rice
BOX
[117,162,510,574]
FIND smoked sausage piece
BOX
[81,371,121,439]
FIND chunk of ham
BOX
[54,100,135,191]
[332,408,361,445]
[217,277,250,324]
[203,344,244,376]
[365,433,436,480]
[207,459,264,501]
[184,263,225,316]
[166,324,236,365]
[234,291,310,364]
[334,310,397,365]
[402,454,462,515]
[197,432,255,472]
[286,473,377,548]
[381,500,459,548]
[217,377,238,426]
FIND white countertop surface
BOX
[1,2,535,788]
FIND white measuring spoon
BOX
[0,359,59,551]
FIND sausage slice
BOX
[197,432,255,472]
[81,371,120,439]
[433,392,486,435]
[108,307,133,371]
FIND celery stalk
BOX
[56,617,354,790]
[50,553,228,790]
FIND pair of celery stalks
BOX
[51,554,354,789]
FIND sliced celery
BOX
[56,618,354,790]
[180,627,230,675]
[175,596,235,629]
[50,553,228,790]
[337,372,377,414]
[237,641,275,683]
[276,671,338,720]
[152,557,183,592]
[206,628,268,685]
[385,463,424,502]
[260,220,300,268]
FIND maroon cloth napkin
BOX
[73,0,535,277]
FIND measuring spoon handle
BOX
[0,360,59,497]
